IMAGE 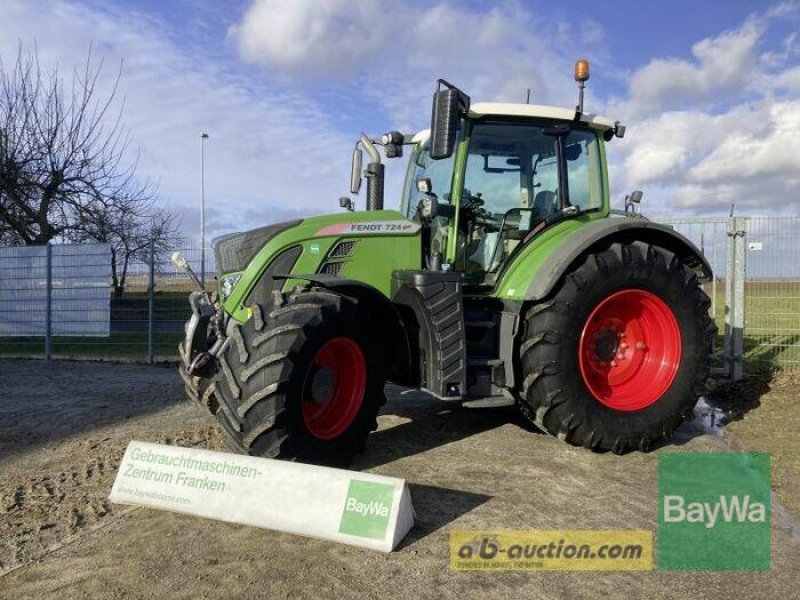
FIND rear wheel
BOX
[213,287,385,466]
[517,242,716,453]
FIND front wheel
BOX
[517,242,716,453]
[213,287,386,466]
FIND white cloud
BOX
[230,0,385,76]
[776,65,800,90]
[608,3,800,216]
[231,0,606,124]
[617,99,800,216]
[624,20,763,115]
[689,101,800,183]
[621,111,726,185]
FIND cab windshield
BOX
[402,143,457,219]
[402,141,458,265]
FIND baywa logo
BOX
[338,480,394,540]
[658,452,771,571]
[663,494,767,528]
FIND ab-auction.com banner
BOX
[450,530,653,571]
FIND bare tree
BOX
[0,43,161,248]
[71,186,182,297]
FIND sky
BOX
[1,0,799,244]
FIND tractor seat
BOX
[499,209,532,240]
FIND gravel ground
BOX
[0,359,798,599]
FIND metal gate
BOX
[662,216,800,378]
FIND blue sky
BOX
[1,0,799,243]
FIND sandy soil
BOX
[709,371,800,517]
[0,359,798,599]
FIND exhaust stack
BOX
[359,133,384,211]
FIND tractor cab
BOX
[400,109,613,288]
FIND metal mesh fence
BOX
[663,215,800,376]
[106,247,209,361]
[0,244,209,362]
[740,216,800,374]
[1,216,799,376]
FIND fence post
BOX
[732,217,746,380]
[45,243,52,361]
[724,217,746,380]
[148,240,155,365]
[711,222,718,324]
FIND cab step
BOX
[462,396,516,408]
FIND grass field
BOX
[0,332,184,359]
[704,280,800,374]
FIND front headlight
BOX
[221,274,240,298]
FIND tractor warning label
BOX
[315,221,421,237]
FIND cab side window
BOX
[564,129,603,211]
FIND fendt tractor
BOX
[176,60,716,465]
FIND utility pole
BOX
[200,132,209,288]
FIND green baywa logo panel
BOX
[658,452,771,571]
[339,480,395,540]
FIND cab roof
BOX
[468,102,617,131]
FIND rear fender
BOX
[523,219,713,301]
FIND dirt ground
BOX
[1,359,799,599]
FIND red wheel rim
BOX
[302,337,366,440]
[578,289,681,411]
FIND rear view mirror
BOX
[625,190,644,213]
[350,147,363,194]
[430,89,459,159]
[429,80,470,160]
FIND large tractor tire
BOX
[213,287,385,466]
[178,341,219,414]
[517,241,716,454]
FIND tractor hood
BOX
[214,219,302,278]
[213,210,422,279]
[216,210,423,322]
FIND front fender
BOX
[275,274,416,386]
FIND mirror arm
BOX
[360,132,381,164]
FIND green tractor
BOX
[177,61,715,465]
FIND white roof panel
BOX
[468,102,617,131]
